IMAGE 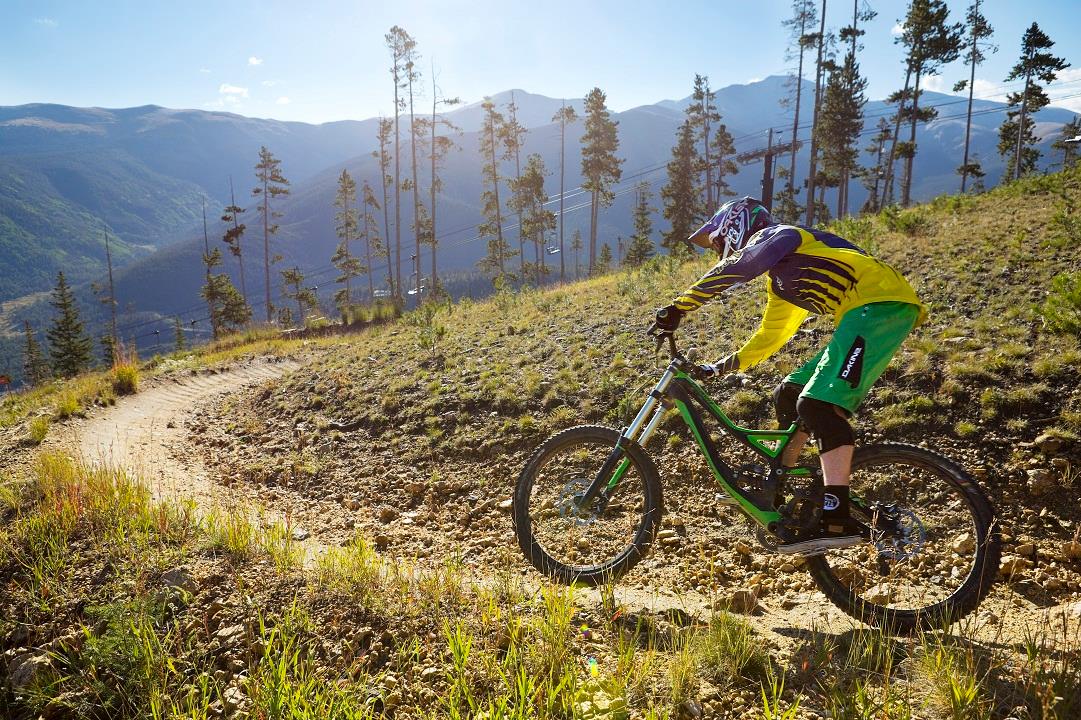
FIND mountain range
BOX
[0,75,1077,376]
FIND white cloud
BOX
[34,17,57,27]
[972,78,1005,99]
[1049,69,1081,113]
[218,83,249,98]
[248,56,263,66]
[921,75,951,94]
[199,67,211,74]
[276,96,291,105]
[261,80,276,87]
[890,23,904,37]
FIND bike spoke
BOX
[822,457,981,615]
[528,438,648,574]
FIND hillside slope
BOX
[2,171,1081,720]
[193,167,1081,607]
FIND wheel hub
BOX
[872,503,926,563]
[556,478,606,526]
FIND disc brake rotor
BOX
[556,478,600,527]
[872,504,926,562]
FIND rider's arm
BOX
[672,227,801,312]
[732,287,809,370]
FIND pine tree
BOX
[509,153,556,285]
[803,0,829,226]
[902,0,963,205]
[221,177,248,303]
[22,321,50,386]
[281,267,317,327]
[201,199,225,341]
[782,0,818,220]
[252,146,290,322]
[686,75,722,209]
[386,27,416,301]
[571,229,584,280]
[661,120,702,254]
[998,23,1070,180]
[47,271,93,378]
[502,92,529,279]
[477,98,515,283]
[1053,116,1081,170]
[881,0,963,207]
[552,102,578,283]
[580,88,623,276]
[332,169,364,319]
[374,117,396,298]
[817,51,867,218]
[361,180,385,301]
[596,243,613,275]
[858,118,893,213]
[216,279,252,331]
[711,124,738,202]
[957,0,995,192]
[428,69,461,297]
[174,317,186,352]
[625,182,655,267]
[401,34,425,300]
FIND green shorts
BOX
[785,301,920,414]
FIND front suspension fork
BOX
[577,368,674,508]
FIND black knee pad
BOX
[796,396,854,453]
[773,382,804,429]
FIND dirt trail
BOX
[52,357,301,516]
[45,354,1073,651]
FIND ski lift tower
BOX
[735,129,802,210]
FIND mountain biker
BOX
[653,197,926,555]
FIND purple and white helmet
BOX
[688,197,775,261]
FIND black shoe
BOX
[776,517,866,556]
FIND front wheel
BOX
[806,442,1001,632]
[513,425,663,587]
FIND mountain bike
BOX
[512,329,1001,631]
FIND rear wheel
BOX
[806,443,1000,632]
[513,425,662,586]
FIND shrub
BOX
[880,205,934,237]
[111,362,139,396]
[828,216,880,253]
[1039,272,1081,336]
[28,416,49,444]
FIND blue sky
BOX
[3,1,1080,123]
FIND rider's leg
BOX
[797,396,855,518]
[773,380,811,466]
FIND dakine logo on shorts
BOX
[838,336,865,387]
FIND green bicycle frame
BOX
[595,359,812,532]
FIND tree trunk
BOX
[804,0,828,227]
[881,65,913,209]
[430,79,439,296]
[393,72,402,301]
[408,75,421,300]
[960,0,980,193]
[901,71,922,207]
[788,15,807,202]
[262,175,271,323]
[588,191,598,276]
[229,177,247,303]
[1013,71,1033,180]
[558,103,566,283]
[364,205,374,301]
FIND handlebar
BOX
[645,325,715,383]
